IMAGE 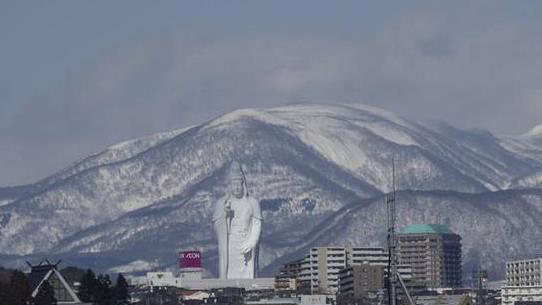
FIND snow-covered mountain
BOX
[0,104,541,279]
[510,170,542,189]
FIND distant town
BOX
[2,1,542,305]
[1,222,540,305]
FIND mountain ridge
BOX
[0,103,541,279]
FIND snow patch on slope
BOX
[106,127,191,151]
[499,136,542,163]
[204,108,288,131]
[108,260,159,273]
[525,125,542,137]
[0,199,14,207]
[269,104,419,146]
[265,104,419,191]
[34,126,193,190]
[511,170,542,189]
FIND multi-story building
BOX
[506,258,542,287]
[338,263,385,299]
[502,286,542,305]
[347,247,389,266]
[299,247,347,294]
[502,258,542,305]
[297,246,402,295]
[338,262,415,300]
[397,224,462,289]
[275,258,304,291]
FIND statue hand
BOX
[224,198,234,219]
[240,243,253,255]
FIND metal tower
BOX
[473,270,488,305]
[386,160,415,305]
[386,160,398,305]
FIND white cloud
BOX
[2,1,542,185]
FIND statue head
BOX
[227,161,247,199]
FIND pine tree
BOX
[33,281,57,305]
[0,280,5,305]
[96,274,112,305]
[77,269,97,303]
[5,270,31,305]
[59,266,86,286]
[114,273,130,302]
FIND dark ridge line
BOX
[1,125,203,208]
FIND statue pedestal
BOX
[178,267,202,280]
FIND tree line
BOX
[0,266,129,305]
[78,269,129,305]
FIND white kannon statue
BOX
[212,162,262,279]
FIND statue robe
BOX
[213,195,262,279]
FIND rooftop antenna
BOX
[386,159,415,305]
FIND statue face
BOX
[231,176,244,198]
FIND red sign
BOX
[179,251,201,268]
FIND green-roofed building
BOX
[397,224,462,289]
[400,224,456,235]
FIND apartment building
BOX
[397,224,462,288]
[338,262,415,299]
[502,258,542,305]
[506,258,542,287]
[298,247,347,294]
[275,258,304,291]
[297,247,399,295]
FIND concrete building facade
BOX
[502,258,542,305]
[502,286,542,305]
[397,224,462,289]
[338,262,415,299]
[297,247,399,295]
[338,263,385,299]
[347,247,389,266]
[506,258,542,287]
[299,247,347,294]
[145,272,274,290]
[275,259,304,291]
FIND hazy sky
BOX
[1,1,542,186]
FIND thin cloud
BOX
[1,1,542,185]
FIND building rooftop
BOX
[27,261,81,304]
[399,224,456,235]
[416,294,472,305]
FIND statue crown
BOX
[227,161,245,180]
